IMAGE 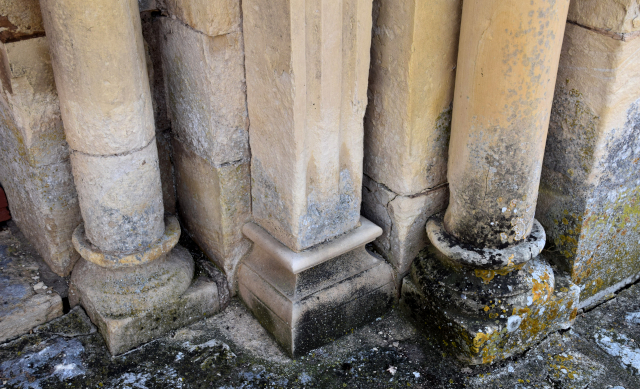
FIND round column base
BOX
[72,215,181,268]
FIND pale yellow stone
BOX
[162,0,240,36]
[0,37,81,276]
[568,0,640,34]
[172,139,251,292]
[361,175,448,278]
[0,0,44,42]
[445,0,570,248]
[364,0,461,195]
[244,0,373,251]
[160,17,248,165]
[39,0,155,155]
[1,37,67,167]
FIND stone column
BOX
[537,0,640,309]
[402,0,580,365]
[239,0,394,356]
[39,0,224,355]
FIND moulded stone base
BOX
[238,218,395,356]
[400,250,580,365]
[69,247,224,355]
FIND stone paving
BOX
[1,221,640,388]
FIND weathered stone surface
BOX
[40,0,156,156]
[364,0,460,196]
[244,0,373,251]
[0,0,44,43]
[0,37,81,276]
[402,247,580,365]
[0,224,63,343]
[172,138,251,291]
[1,37,68,167]
[141,12,171,132]
[70,139,165,254]
[160,17,248,166]
[69,246,222,355]
[568,0,640,35]
[3,282,640,388]
[156,129,177,214]
[537,23,640,307]
[238,218,394,356]
[445,0,570,248]
[361,175,448,279]
[161,0,241,37]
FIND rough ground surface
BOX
[1,222,640,388]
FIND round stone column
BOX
[444,0,570,249]
[38,0,219,355]
[40,0,165,258]
[402,0,579,365]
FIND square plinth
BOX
[70,276,223,355]
[400,274,580,365]
[238,218,395,356]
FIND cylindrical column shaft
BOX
[444,0,570,249]
[40,0,164,254]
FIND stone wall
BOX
[152,0,252,292]
[537,0,640,308]
[361,0,461,280]
[0,7,81,276]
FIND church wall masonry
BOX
[0,0,638,364]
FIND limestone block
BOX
[0,159,81,276]
[238,218,394,356]
[70,139,165,254]
[0,0,44,42]
[537,23,640,307]
[160,17,248,166]
[401,269,579,365]
[161,0,241,36]
[568,0,640,35]
[172,138,251,291]
[69,247,222,355]
[40,0,155,155]
[244,0,373,251]
[0,37,81,276]
[138,0,158,12]
[361,175,448,279]
[364,0,460,195]
[1,37,68,167]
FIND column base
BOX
[400,244,580,365]
[69,246,223,355]
[238,217,395,357]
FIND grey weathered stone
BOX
[172,138,251,292]
[160,17,248,166]
[238,217,395,356]
[537,22,640,307]
[69,246,222,355]
[70,139,165,254]
[0,225,63,343]
[0,36,81,276]
[361,175,448,280]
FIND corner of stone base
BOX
[400,274,580,365]
[78,277,221,355]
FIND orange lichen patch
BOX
[473,332,490,351]
[474,263,525,284]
